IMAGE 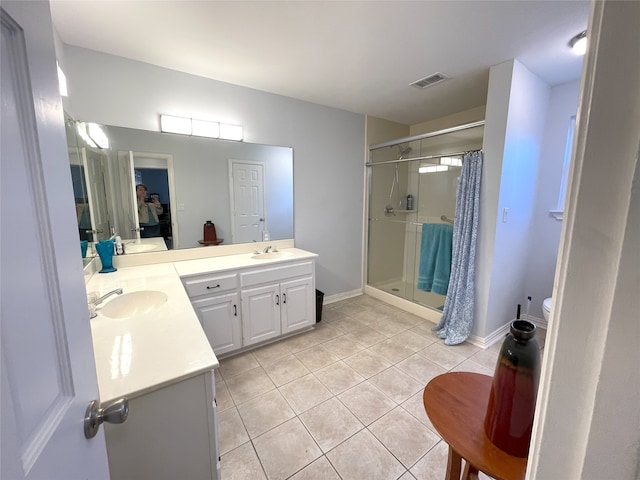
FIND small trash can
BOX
[315,289,324,323]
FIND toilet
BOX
[542,297,552,322]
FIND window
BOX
[551,115,576,220]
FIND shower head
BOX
[397,146,412,159]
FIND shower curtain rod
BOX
[366,149,475,166]
[369,120,485,151]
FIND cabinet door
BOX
[241,284,281,346]
[192,292,242,355]
[281,276,315,334]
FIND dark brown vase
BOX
[484,319,541,457]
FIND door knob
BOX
[84,397,129,439]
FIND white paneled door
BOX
[1,3,110,479]
[230,160,265,243]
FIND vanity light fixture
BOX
[87,123,110,149]
[569,30,587,55]
[160,114,244,141]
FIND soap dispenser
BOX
[115,236,124,255]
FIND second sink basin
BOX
[125,243,158,253]
[251,251,294,260]
[101,290,168,319]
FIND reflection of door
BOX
[115,151,178,246]
[116,151,139,240]
[1,2,110,478]
[131,152,177,248]
[230,160,265,243]
[82,148,110,241]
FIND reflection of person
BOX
[136,184,163,238]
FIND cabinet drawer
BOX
[182,272,238,298]
[240,261,313,288]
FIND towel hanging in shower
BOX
[417,223,453,295]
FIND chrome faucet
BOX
[95,288,123,305]
[263,245,272,253]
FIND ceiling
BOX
[49,0,589,126]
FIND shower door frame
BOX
[363,120,485,321]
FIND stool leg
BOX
[462,461,480,480]
[445,446,463,480]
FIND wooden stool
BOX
[422,372,527,480]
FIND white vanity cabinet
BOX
[182,272,242,355]
[240,261,315,346]
[179,255,316,355]
[104,371,220,480]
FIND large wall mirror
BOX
[66,114,294,255]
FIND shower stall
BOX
[365,121,485,314]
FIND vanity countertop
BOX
[174,247,318,277]
[87,262,218,403]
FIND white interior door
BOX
[82,148,110,241]
[1,3,109,479]
[230,160,265,243]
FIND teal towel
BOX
[417,223,453,295]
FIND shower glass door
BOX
[366,123,484,312]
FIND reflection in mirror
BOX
[66,114,112,249]
[65,114,294,254]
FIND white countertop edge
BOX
[174,247,318,277]
[87,247,317,403]
[87,262,218,403]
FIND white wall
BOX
[478,60,550,339]
[528,1,640,477]
[61,46,365,297]
[524,80,581,318]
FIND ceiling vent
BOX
[410,72,449,89]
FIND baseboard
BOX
[522,314,547,329]
[324,289,363,305]
[468,315,548,349]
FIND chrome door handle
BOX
[84,397,129,439]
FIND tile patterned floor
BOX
[216,294,546,480]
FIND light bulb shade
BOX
[57,62,68,97]
[219,123,243,141]
[87,123,109,149]
[76,123,97,148]
[192,119,220,138]
[569,31,587,55]
[160,115,192,135]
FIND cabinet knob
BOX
[84,397,129,439]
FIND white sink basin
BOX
[125,244,158,253]
[100,290,168,319]
[251,251,294,260]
